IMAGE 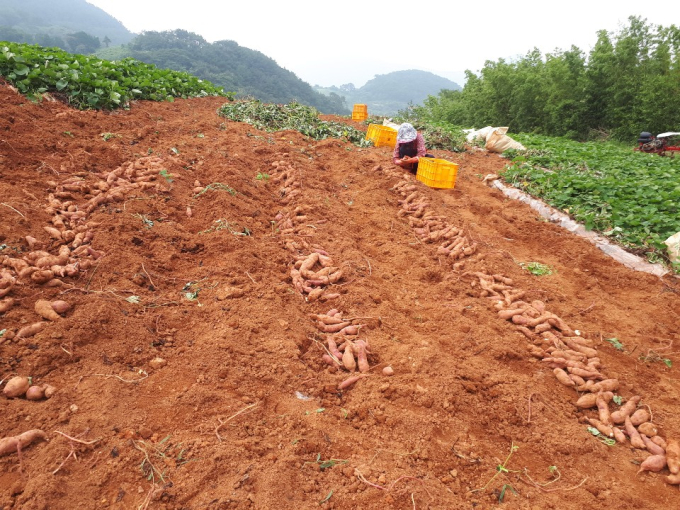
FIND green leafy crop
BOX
[503,134,680,266]
[217,100,372,147]
[0,42,227,110]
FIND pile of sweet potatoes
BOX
[269,160,301,205]
[312,309,375,390]
[2,376,57,401]
[289,251,343,302]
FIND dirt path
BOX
[1,85,679,509]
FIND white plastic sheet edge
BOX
[490,180,669,277]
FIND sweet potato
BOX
[666,439,680,474]
[35,299,61,321]
[642,435,665,456]
[610,395,640,424]
[51,300,71,314]
[637,454,667,475]
[553,368,575,387]
[25,385,45,401]
[596,393,612,425]
[637,422,658,438]
[3,376,30,398]
[0,429,48,457]
[625,416,647,449]
[630,408,651,427]
[354,340,370,373]
[0,297,15,313]
[666,473,680,485]
[576,391,613,409]
[327,337,343,361]
[586,417,613,437]
[318,321,351,333]
[612,427,627,444]
[16,322,46,338]
[337,374,368,390]
[342,342,356,372]
[43,384,57,399]
[31,269,54,284]
[567,366,603,380]
[589,379,619,393]
[651,436,667,450]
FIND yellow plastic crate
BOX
[416,158,459,189]
[365,124,397,148]
[352,104,368,121]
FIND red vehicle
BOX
[634,131,680,156]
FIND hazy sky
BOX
[86,0,678,88]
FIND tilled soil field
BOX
[1,83,680,510]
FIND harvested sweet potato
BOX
[666,439,680,474]
[666,473,680,485]
[636,454,666,475]
[553,368,575,387]
[596,393,612,425]
[0,297,14,313]
[35,299,61,321]
[43,385,57,399]
[25,385,45,401]
[342,342,356,372]
[630,408,650,427]
[610,395,640,424]
[612,427,627,444]
[326,337,343,361]
[16,322,46,338]
[51,300,71,314]
[3,376,30,398]
[589,379,619,393]
[0,429,48,457]
[337,374,368,390]
[354,340,370,373]
[586,417,613,437]
[576,391,613,409]
[625,416,647,449]
[642,435,665,456]
[637,422,658,438]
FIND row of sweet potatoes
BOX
[466,269,680,484]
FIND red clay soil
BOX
[1,83,680,510]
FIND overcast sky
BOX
[86,0,678,88]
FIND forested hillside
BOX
[412,16,680,141]
[317,70,461,116]
[0,0,134,50]
[97,30,348,115]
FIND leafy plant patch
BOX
[0,42,228,110]
[217,100,372,147]
[503,134,680,266]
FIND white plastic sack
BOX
[485,128,526,153]
[466,126,495,142]
[666,232,680,263]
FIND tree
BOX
[103,35,111,48]
[65,31,101,54]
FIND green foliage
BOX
[0,42,227,109]
[502,134,680,264]
[519,262,554,276]
[412,17,680,142]
[218,100,372,147]
[606,338,624,351]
